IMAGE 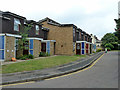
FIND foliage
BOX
[17,54,34,60]
[114,18,120,44]
[39,52,50,57]
[101,33,118,49]
[105,43,114,49]
[28,54,34,59]
[106,47,111,51]
[17,24,32,50]
[19,55,28,60]
[96,48,102,52]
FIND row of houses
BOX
[0,11,98,61]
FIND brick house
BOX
[0,12,55,61]
[39,17,92,55]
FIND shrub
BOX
[92,51,95,53]
[28,54,34,59]
[107,47,111,51]
[96,48,102,52]
[46,52,50,56]
[20,55,28,60]
[39,52,50,57]
[105,43,114,49]
[17,54,34,60]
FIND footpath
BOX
[1,52,104,85]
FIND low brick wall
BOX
[33,40,41,58]
[50,41,55,55]
[5,36,15,61]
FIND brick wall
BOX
[42,21,74,55]
[33,40,41,58]
[5,36,15,61]
[50,41,54,55]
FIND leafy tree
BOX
[105,43,114,49]
[114,19,120,44]
[101,33,118,49]
[16,24,32,58]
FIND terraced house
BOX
[39,17,92,55]
[0,11,93,61]
[0,11,56,61]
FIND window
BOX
[15,39,18,50]
[14,18,20,31]
[73,28,75,37]
[36,25,39,35]
[73,42,75,51]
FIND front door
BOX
[23,41,29,55]
[54,42,56,55]
[76,43,81,55]
[86,43,89,54]
[41,43,46,52]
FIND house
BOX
[0,11,26,61]
[0,11,55,61]
[39,17,92,55]
[90,34,97,52]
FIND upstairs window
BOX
[14,18,20,31]
[36,25,39,35]
[73,28,75,37]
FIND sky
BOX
[0,0,119,40]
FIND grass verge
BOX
[2,55,86,74]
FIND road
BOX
[3,51,118,88]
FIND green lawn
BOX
[2,55,86,74]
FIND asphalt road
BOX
[3,51,118,88]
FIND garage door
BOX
[0,36,4,60]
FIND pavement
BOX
[1,52,104,85]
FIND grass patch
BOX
[2,55,86,74]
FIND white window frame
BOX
[14,18,20,31]
[73,42,75,51]
[36,25,39,35]
[73,28,75,37]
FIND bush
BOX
[92,51,95,53]
[46,52,50,56]
[28,54,34,59]
[107,47,111,51]
[96,48,102,52]
[105,43,114,49]
[20,55,28,60]
[39,52,50,57]
[17,54,34,60]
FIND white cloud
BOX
[0,0,119,39]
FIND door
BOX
[23,41,29,55]
[41,43,46,52]
[29,39,33,55]
[46,41,50,54]
[86,43,89,54]
[81,42,85,54]
[54,42,56,55]
[76,43,81,55]
[0,36,4,60]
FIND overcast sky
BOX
[0,0,119,40]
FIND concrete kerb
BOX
[1,52,104,85]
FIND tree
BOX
[105,43,114,49]
[101,33,118,49]
[114,18,120,44]
[16,24,32,57]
